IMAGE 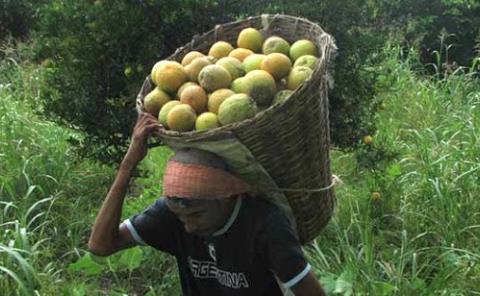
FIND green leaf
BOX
[108,248,144,272]
[334,269,354,296]
[320,274,337,294]
[118,247,143,272]
[410,277,427,291]
[387,163,402,177]
[334,278,353,296]
[62,283,87,296]
[67,253,105,275]
[373,281,396,295]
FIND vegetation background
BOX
[1,0,479,295]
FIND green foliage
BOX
[373,0,480,68]
[67,248,144,275]
[0,52,115,294]
[0,0,34,41]
[308,46,480,295]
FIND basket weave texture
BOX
[136,14,337,244]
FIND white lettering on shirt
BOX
[188,256,249,289]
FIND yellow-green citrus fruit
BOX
[181,51,205,66]
[289,39,317,61]
[286,66,312,90]
[124,66,133,78]
[216,57,245,81]
[371,192,381,201]
[231,77,252,94]
[195,112,220,130]
[363,135,374,145]
[260,53,292,80]
[176,82,198,99]
[150,60,168,85]
[237,28,263,52]
[158,100,181,127]
[144,87,171,117]
[208,41,234,59]
[185,57,212,82]
[273,89,294,105]
[208,88,235,114]
[198,64,232,92]
[228,48,254,62]
[180,85,208,114]
[218,94,258,125]
[243,54,266,73]
[154,61,188,93]
[245,70,276,106]
[262,36,290,55]
[293,55,318,70]
[166,104,197,132]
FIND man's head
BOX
[163,148,250,236]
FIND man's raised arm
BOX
[88,113,163,256]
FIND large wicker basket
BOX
[136,14,337,244]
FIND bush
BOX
[370,0,480,69]
[0,0,47,43]
[0,0,31,41]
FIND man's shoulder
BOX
[135,197,177,220]
[241,195,289,223]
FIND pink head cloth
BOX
[163,160,251,199]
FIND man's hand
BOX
[122,112,164,170]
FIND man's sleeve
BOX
[121,198,180,255]
[259,208,311,290]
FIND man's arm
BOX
[290,271,328,296]
[88,113,163,256]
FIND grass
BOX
[306,46,480,295]
[1,43,479,295]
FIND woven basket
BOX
[136,14,337,244]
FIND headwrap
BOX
[163,149,251,199]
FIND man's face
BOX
[165,197,234,236]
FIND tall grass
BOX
[0,49,117,295]
[307,46,480,295]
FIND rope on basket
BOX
[268,175,342,193]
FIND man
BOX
[88,112,327,295]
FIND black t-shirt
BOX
[124,196,310,296]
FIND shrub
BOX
[0,0,47,43]
[372,0,480,70]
